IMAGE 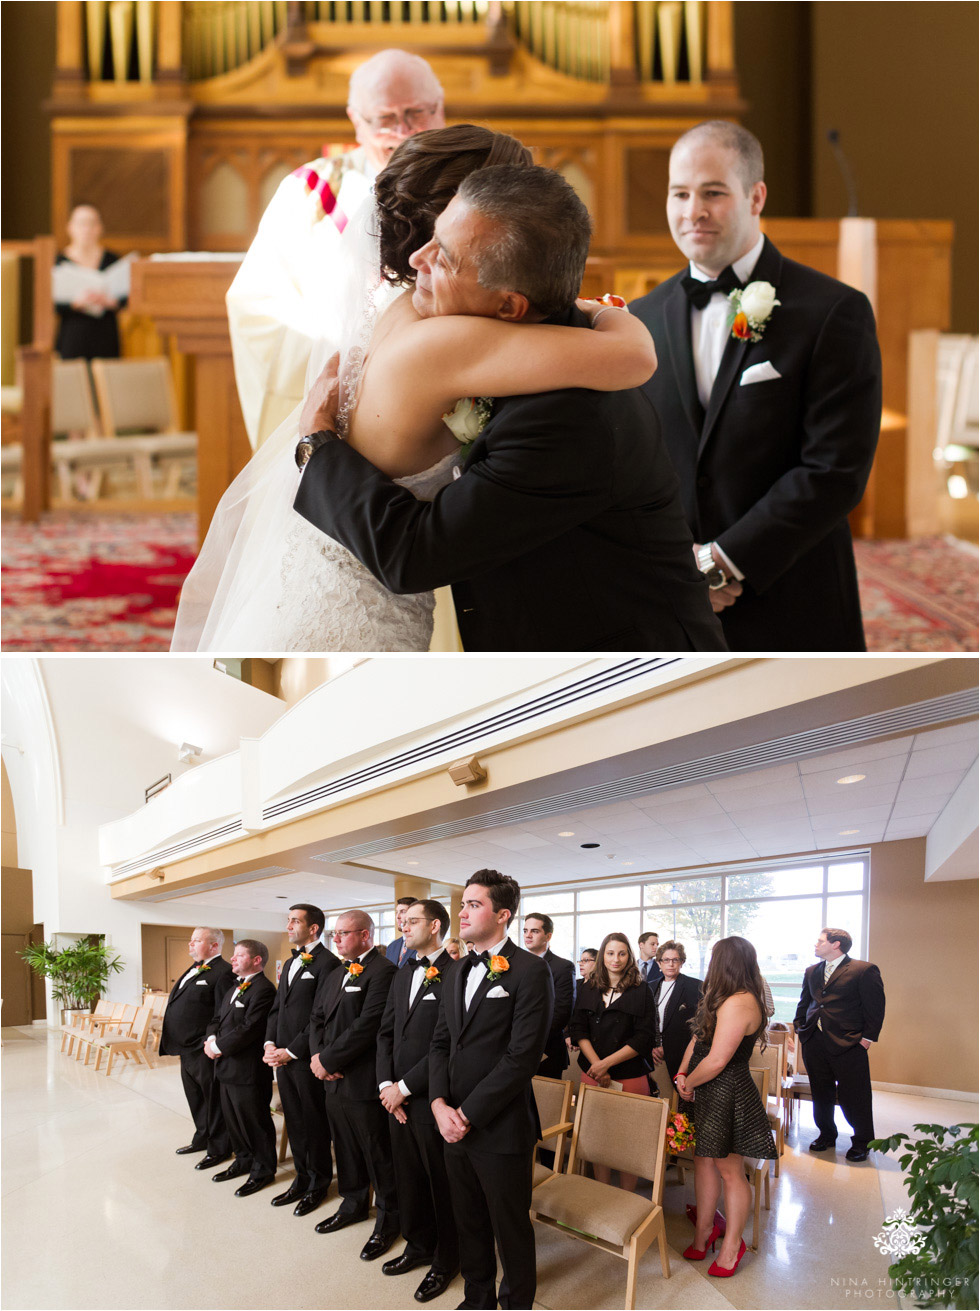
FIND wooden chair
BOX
[75,1003,133,1063]
[271,1077,291,1165]
[751,1036,787,1175]
[90,357,197,496]
[531,1075,575,1187]
[531,1084,671,1310]
[783,1023,811,1128]
[743,1066,774,1251]
[59,1000,109,1055]
[92,1003,154,1075]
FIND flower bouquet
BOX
[666,1110,695,1154]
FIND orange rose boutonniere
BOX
[422,966,441,991]
[299,952,314,965]
[346,960,364,980]
[486,955,510,982]
[233,978,252,1000]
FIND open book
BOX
[52,254,135,316]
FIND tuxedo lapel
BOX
[321,963,349,1025]
[663,282,704,439]
[459,940,515,1038]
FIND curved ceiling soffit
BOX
[0,658,64,834]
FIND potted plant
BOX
[20,937,124,1022]
[870,1122,978,1309]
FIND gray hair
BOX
[672,120,765,193]
[456,165,592,318]
[348,49,443,113]
[198,927,224,950]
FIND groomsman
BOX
[638,932,663,988]
[431,869,553,1310]
[377,899,460,1304]
[160,926,233,1168]
[263,903,340,1215]
[385,896,418,968]
[794,927,885,1161]
[522,913,574,1078]
[205,939,278,1195]
[309,910,400,1260]
[631,120,881,651]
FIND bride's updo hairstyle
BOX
[692,935,769,1049]
[375,124,532,285]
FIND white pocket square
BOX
[422,991,438,1001]
[300,971,314,980]
[740,361,782,386]
[486,985,509,999]
[233,1000,245,1008]
[344,985,362,993]
[195,979,208,985]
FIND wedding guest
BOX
[675,936,776,1277]
[650,940,701,1081]
[569,932,658,1193]
[385,895,418,967]
[444,936,464,961]
[54,204,126,360]
[631,120,881,651]
[638,931,663,987]
[523,912,574,1078]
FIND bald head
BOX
[671,120,764,194]
[332,908,375,959]
[347,49,445,172]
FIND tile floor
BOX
[2,1025,976,1310]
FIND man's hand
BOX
[432,1098,470,1144]
[860,1038,872,1050]
[310,1052,328,1081]
[299,352,341,437]
[204,1036,220,1061]
[652,1046,665,1064]
[380,1084,408,1115]
[693,542,743,611]
[263,1046,291,1067]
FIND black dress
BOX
[688,1033,776,1159]
[54,250,125,359]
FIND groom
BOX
[292,164,726,652]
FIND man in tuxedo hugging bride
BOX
[294,161,727,653]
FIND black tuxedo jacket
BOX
[794,955,885,1053]
[653,973,701,1076]
[376,948,458,1123]
[293,306,726,653]
[430,938,553,1153]
[309,946,397,1101]
[206,972,276,1086]
[159,955,234,1057]
[265,942,341,1059]
[542,948,575,1072]
[631,238,881,651]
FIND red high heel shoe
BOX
[685,1204,726,1237]
[708,1238,747,1277]
[682,1221,725,1261]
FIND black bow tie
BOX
[681,265,741,310]
[466,950,491,970]
[412,955,432,970]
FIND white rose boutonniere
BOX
[728,280,780,343]
[442,396,493,460]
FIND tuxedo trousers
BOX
[445,1139,535,1310]
[179,1049,230,1156]
[388,1103,459,1272]
[325,1095,399,1236]
[276,1059,333,1191]
[218,1078,277,1179]
[801,1029,875,1149]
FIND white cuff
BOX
[397,1079,411,1098]
[712,541,744,582]
[378,1081,393,1091]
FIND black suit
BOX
[159,954,234,1155]
[265,943,341,1193]
[294,306,726,653]
[631,237,882,651]
[794,955,885,1151]
[377,948,460,1273]
[430,939,554,1310]
[309,947,399,1234]
[207,972,277,1180]
[640,957,663,990]
[539,948,574,1078]
[653,973,701,1080]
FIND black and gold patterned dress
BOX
[688,1034,777,1159]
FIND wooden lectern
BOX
[129,257,248,543]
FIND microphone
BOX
[826,128,859,218]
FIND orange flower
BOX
[490,956,509,975]
[731,311,751,340]
[598,293,627,308]
[424,966,439,982]
[347,961,363,977]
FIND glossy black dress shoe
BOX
[176,1144,205,1155]
[235,1175,276,1197]
[270,1182,308,1207]
[360,1232,398,1262]
[315,1210,367,1235]
[383,1251,432,1276]
[845,1146,871,1162]
[808,1137,837,1151]
[416,1269,458,1303]
[195,1153,230,1170]
[293,1189,329,1217]
[212,1162,250,1182]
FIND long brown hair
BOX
[587,932,643,993]
[693,936,768,1047]
[374,124,532,285]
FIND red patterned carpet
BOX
[1,514,977,652]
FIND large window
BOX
[518,854,869,1024]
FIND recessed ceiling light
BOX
[621,861,633,866]
[558,831,574,837]
[836,774,866,785]
[839,829,859,835]
[407,860,419,866]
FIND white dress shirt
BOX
[465,937,510,1010]
[656,979,676,1034]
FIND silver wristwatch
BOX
[697,543,728,590]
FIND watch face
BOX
[704,566,727,590]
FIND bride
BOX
[171,125,658,652]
